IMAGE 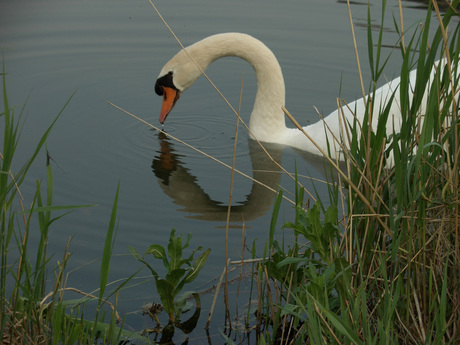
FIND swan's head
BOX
[155,48,204,124]
[155,71,181,124]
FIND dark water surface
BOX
[0,0,444,342]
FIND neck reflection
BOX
[151,132,284,222]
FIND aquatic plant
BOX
[129,229,211,325]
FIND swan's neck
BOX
[188,33,287,141]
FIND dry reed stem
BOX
[255,263,262,333]
[347,0,375,184]
[229,258,265,265]
[313,301,343,345]
[235,220,247,318]
[433,0,458,177]
[2,309,43,345]
[38,287,121,323]
[395,308,419,344]
[398,0,406,53]
[280,271,295,345]
[263,266,276,324]
[345,0,365,103]
[410,279,426,342]
[432,2,460,285]
[53,238,72,303]
[205,258,229,329]
[223,71,244,329]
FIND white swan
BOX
[155,33,450,160]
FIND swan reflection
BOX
[152,132,336,222]
[152,132,284,222]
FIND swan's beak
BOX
[159,86,181,124]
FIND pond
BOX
[0,0,447,343]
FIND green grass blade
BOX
[99,182,120,302]
[269,190,283,252]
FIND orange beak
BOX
[159,86,181,124]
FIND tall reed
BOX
[254,1,460,343]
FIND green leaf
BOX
[166,268,187,290]
[277,256,306,268]
[183,232,192,250]
[324,204,338,225]
[269,190,283,250]
[174,291,198,315]
[306,202,322,236]
[127,246,141,260]
[128,246,159,279]
[168,229,183,271]
[145,243,169,271]
[184,248,211,284]
[156,278,175,319]
[146,243,166,259]
[99,182,119,302]
[299,289,364,345]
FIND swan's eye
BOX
[155,71,177,96]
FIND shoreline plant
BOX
[246,1,460,344]
[129,229,211,329]
[0,67,145,344]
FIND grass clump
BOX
[0,67,144,344]
[247,1,460,344]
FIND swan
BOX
[154,33,450,161]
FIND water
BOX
[0,0,446,342]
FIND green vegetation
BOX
[2,0,459,344]
[0,66,146,344]
[244,1,460,344]
[129,229,210,324]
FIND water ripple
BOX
[122,113,251,161]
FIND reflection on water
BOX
[152,132,284,222]
[152,131,343,223]
[143,298,202,344]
